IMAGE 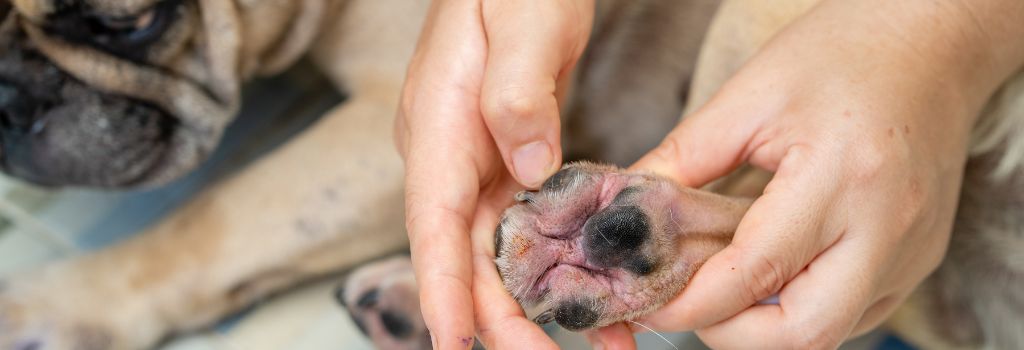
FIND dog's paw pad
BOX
[495,162,749,331]
[338,256,432,350]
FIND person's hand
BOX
[395,0,593,348]
[587,0,1024,348]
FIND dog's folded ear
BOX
[252,0,329,76]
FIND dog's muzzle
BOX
[0,56,176,188]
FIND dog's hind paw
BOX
[495,162,750,331]
[337,256,432,350]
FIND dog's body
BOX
[0,0,1021,349]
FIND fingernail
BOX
[590,338,606,350]
[512,141,554,188]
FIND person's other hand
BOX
[395,0,593,348]
[590,0,1024,348]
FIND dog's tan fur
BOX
[0,0,1021,349]
[0,0,424,348]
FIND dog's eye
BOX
[89,1,177,47]
[96,10,159,40]
[48,0,181,59]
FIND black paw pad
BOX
[554,299,600,331]
[380,310,414,339]
[584,205,650,268]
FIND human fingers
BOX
[639,146,842,331]
[479,0,594,188]
[398,0,492,347]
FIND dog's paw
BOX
[0,298,113,350]
[337,256,431,350]
[0,264,157,350]
[495,162,750,331]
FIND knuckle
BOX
[849,152,886,184]
[845,137,905,184]
[651,136,684,163]
[742,253,787,301]
[646,136,693,180]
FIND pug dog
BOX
[0,0,729,348]
[0,0,426,349]
[346,1,1024,349]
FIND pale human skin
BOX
[395,0,1024,349]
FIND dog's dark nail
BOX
[533,309,555,324]
[514,191,536,203]
[584,205,650,269]
[356,289,380,309]
[494,217,507,257]
[554,300,599,331]
[381,310,414,339]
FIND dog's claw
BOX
[514,191,537,203]
[533,309,555,325]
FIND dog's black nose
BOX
[0,81,39,130]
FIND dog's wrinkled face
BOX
[0,0,241,187]
[495,162,751,331]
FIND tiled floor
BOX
[0,63,900,349]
